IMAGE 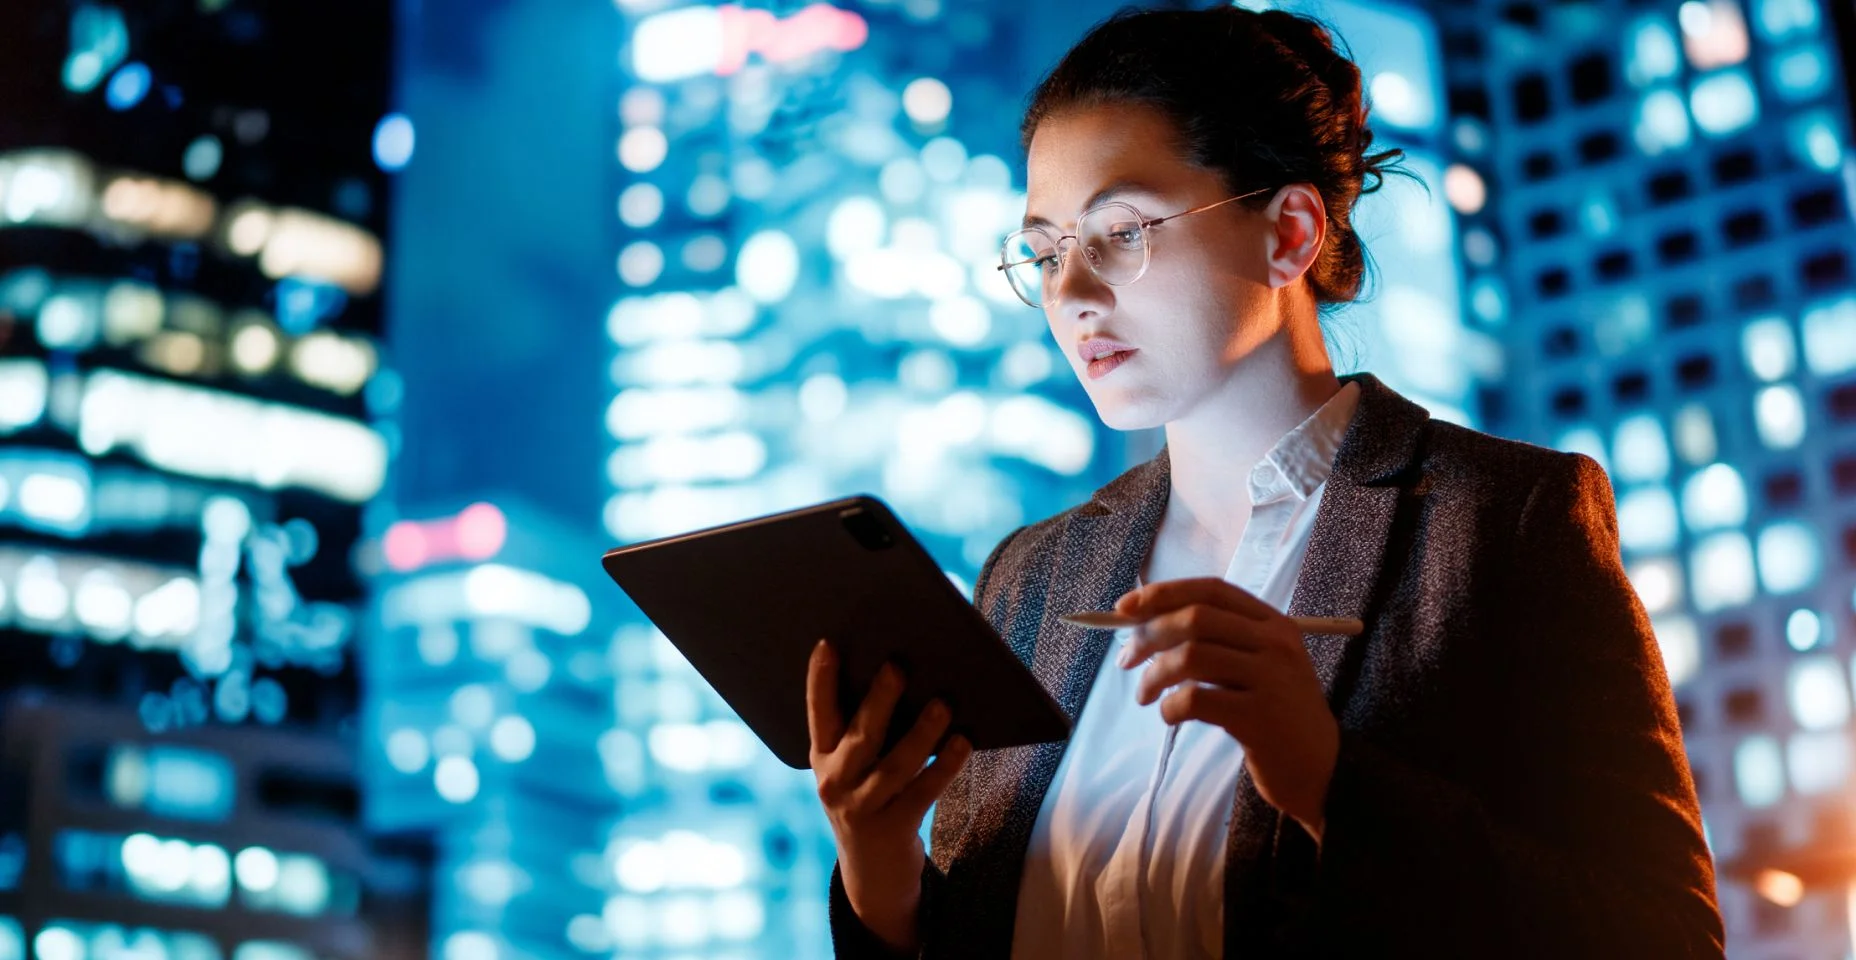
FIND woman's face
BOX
[1021,103,1310,431]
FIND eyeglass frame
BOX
[996,186,1276,308]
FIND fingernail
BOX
[1116,642,1135,669]
[950,735,971,753]
[925,700,947,722]
[880,664,900,688]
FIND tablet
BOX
[600,495,1070,769]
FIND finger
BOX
[1135,640,1259,706]
[1159,682,1251,730]
[839,663,906,776]
[858,699,952,808]
[1117,577,1277,622]
[894,735,972,823]
[1120,602,1271,669]
[806,640,845,758]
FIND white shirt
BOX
[1008,381,1362,960]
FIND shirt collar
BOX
[1248,379,1363,505]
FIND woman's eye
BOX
[1037,255,1060,275]
[1107,227,1143,248]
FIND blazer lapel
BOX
[948,453,1170,948]
[1223,372,1433,951]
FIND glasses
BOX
[997,187,1273,308]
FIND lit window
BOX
[1581,195,1618,240]
[1753,385,1806,449]
[1681,462,1747,531]
[1679,0,1750,69]
[1740,316,1796,380]
[489,715,535,762]
[1689,69,1759,136]
[1626,17,1682,86]
[920,137,967,182]
[105,62,152,111]
[1754,0,1819,41]
[630,7,725,82]
[1801,295,1856,375]
[617,127,668,173]
[385,728,429,774]
[687,173,730,217]
[1787,655,1850,729]
[1787,608,1827,650]
[1618,486,1680,552]
[902,77,953,126]
[1443,165,1485,215]
[1635,88,1692,154]
[617,242,664,287]
[372,114,415,172]
[1756,521,1820,594]
[1769,44,1830,101]
[1612,414,1670,483]
[1689,531,1755,612]
[444,931,499,960]
[1734,735,1785,807]
[1787,730,1850,794]
[1628,556,1684,613]
[434,756,479,804]
[618,183,663,229]
[106,745,233,821]
[735,230,799,304]
[1651,615,1701,686]
[1787,110,1843,171]
[825,196,885,260]
[1672,403,1717,465]
[1469,278,1506,325]
[182,135,222,181]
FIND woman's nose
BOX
[1048,243,1113,320]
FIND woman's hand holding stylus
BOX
[808,640,972,953]
[1115,577,1341,843]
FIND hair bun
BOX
[1255,10,1368,146]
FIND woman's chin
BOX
[1088,391,1171,432]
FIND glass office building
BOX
[1431,0,1856,952]
[0,1,415,957]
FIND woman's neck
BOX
[1160,332,1342,549]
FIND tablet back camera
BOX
[840,507,896,551]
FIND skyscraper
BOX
[0,1,410,955]
[1431,0,1856,951]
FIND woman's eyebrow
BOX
[1021,180,1160,229]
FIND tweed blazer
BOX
[829,371,1725,958]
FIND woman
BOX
[806,6,1725,957]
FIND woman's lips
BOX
[1086,348,1136,380]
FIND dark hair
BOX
[1021,6,1410,307]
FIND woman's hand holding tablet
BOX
[807,640,970,954]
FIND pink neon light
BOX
[455,502,507,561]
[382,522,428,572]
[380,502,507,573]
[716,3,869,76]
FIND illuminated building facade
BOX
[1429,0,1856,952]
[0,0,406,956]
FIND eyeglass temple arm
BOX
[1144,188,1270,228]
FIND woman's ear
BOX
[1263,184,1326,290]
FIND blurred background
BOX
[0,0,1852,955]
